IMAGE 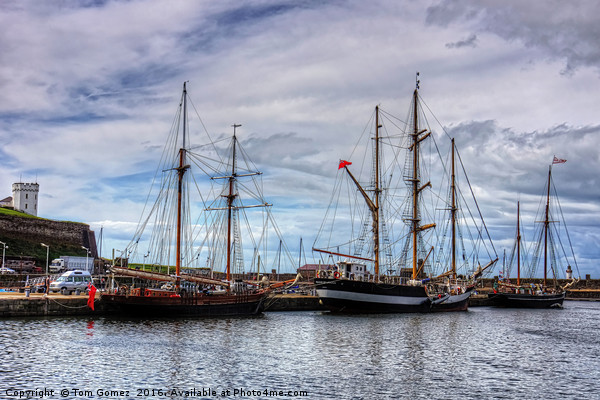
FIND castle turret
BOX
[12,182,39,216]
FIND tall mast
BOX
[226,124,241,282]
[517,201,521,286]
[450,138,457,280]
[544,165,551,287]
[411,88,419,279]
[373,106,381,278]
[299,237,303,269]
[335,106,381,278]
[175,82,190,286]
[409,77,434,280]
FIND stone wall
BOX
[0,214,85,242]
[0,214,98,258]
[0,294,104,317]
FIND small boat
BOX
[313,75,497,313]
[488,160,578,308]
[102,83,292,317]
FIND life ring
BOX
[333,271,340,279]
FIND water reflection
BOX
[0,303,599,399]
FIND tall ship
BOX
[313,76,497,313]
[488,159,578,308]
[102,83,294,316]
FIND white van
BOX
[49,270,92,295]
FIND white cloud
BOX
[1,0,599,277]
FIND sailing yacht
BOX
[488,160,577,308]
[313,77,497,313]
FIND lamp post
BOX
[81,246,90,273]
[0,241,7,270]
[41,243,50,275]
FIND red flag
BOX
[338,160,352,169]
[87,283,97,311]
[552,156,567,164]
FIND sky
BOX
[1,0,599,277]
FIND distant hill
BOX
[0,208,97,268]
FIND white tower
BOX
[12,182,39,216]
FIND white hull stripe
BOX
[316,288,429,306]
[439,291,471,305]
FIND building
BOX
[2,182,39,216]
[0,196,12,208]
[297,263,336,281]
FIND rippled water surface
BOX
[1,301,599,399]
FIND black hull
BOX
[314,278,432,313]
[101,292,266,317]
[431,287,474,312]
[487,291,565,308]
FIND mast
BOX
[544,165,551,287]
[374,106,381,278]
[411,89,419,279]
[336,106,381,279]
[175,82,190,287]
[450,138,457,280]
[517,201,521,286]
[226,124,241,282]
[299,237,303,270]
[277,239,282,281]
[409,78,434,280]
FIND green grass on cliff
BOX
[0,207,43,219]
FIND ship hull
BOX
[487,291,565,308]
[101,292,267,317]
[314,278,432,313]
[430,287,474,312]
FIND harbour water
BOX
[1,301,598,400]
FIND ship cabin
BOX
[337,261,367,280]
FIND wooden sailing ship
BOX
[313,77,497,313]
[102,83,292,316]
[488,160,577,308]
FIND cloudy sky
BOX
[1,0,598,277]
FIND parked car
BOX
[0,267,16,274]
[49,270,92,295]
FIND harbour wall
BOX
[1,290,598,317]
[0,214,90,243]
[265,294,326,311]
[0,214,98,260]
[0,293,105,317]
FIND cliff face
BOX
[0,213,97,263]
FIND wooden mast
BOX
[451,138,457,280]
[544,165,551,287]
[175,82,190,288]
[374,106,381,278]
[226,124,241,282]
[336,106,381,279]
[517,201,521,286]
[409,78,435,280]
[411,88,419,280]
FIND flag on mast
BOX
[338,160,352,169]
[552,156,567,164]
